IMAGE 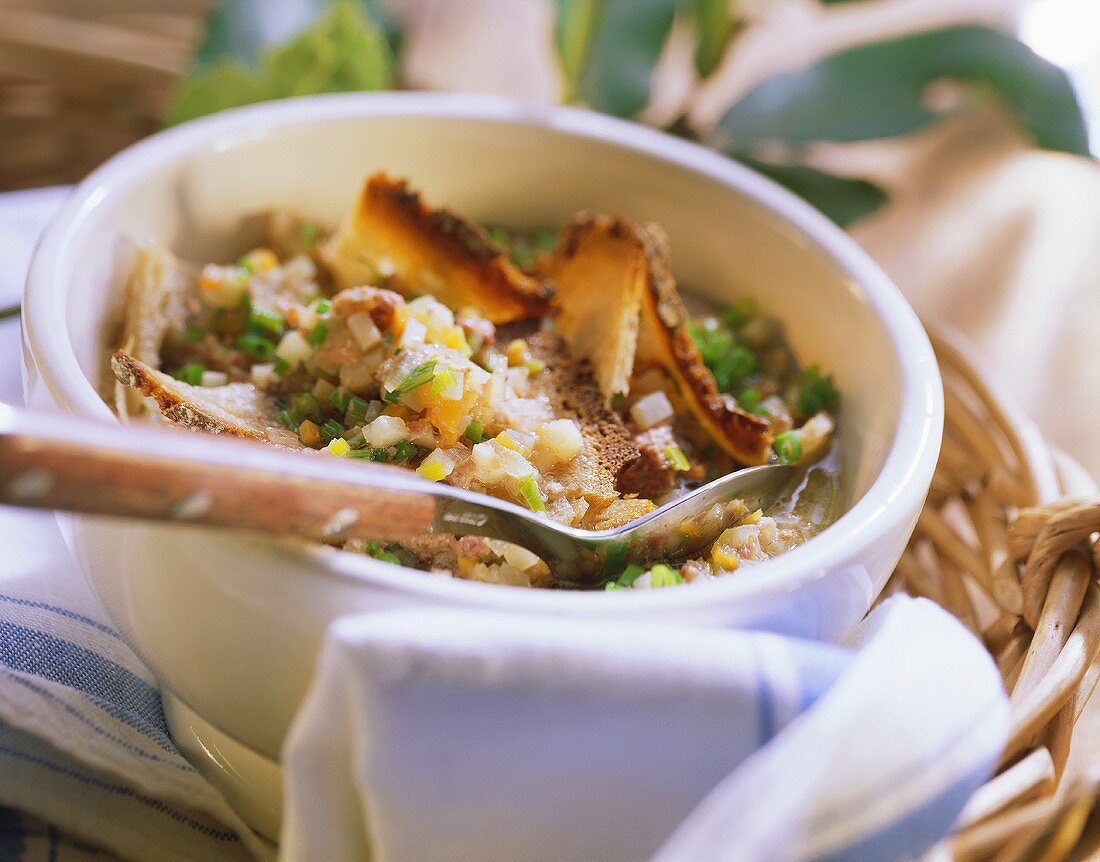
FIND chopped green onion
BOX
[184,326,205,343]
[391,441,422,462]
[306,322,329,346]
[531,229,558,250]
[311,297,332,315]
[273,356,290,376]
[773,431,803,465]
[343,429,366,449]
[650,564,684,588]
[517,475,545,512]
[604,582,625,591]
[236,333,275,359]
[364,541,402,565]
[737,388,761,413]
[275,409,296,428]
[301,222,320,248]
[394,360,438,396]
[795,365,839,417]
[237,256,255,275]
[173,363,205,386]
[329,387,351,414]
[610,393,626,409]
[383,389,400,404]
[429,367,457,397]
[320,419,345,444]
[486,226,510,248]
[615,564,647,588]
[720,297,758,329]
[293,392,322,419]
[464,420,486,443]
[248,308,284,336]
[663,444,691,472]
[344,395,371,425]
[349,447,389,461]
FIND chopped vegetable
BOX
[184,326,204,343]
[306,322,329,346]
[299,419,321,446]
[345,395,373,426]
[320,419,345,444]
[773,431,803,464]
[293,392,322,419]
[517,475,545,512]
[795,366,839,417]
[173,363,205,386]
[200,370,228,388]
[391,441,422,462]
[464,420,486,443]
[720,297,758,329]
[237,333,276,359]
[649,564,684,588]
[363,541,402,565]
[248,308,284,336]
[390,360,438,398]
[301,222,320,248]
[663,444,691,472]
[630,391,674,429]
[417,448,456,481]
[324,437,351,456]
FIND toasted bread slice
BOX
[114,246,193,416]
[633,224,773,465]
[540,215,772,464]
[525,333,639,508]
[111,351,278,440]
[541,214,644,405]
[322,173,553,323]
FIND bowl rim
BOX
[23,91,943,615]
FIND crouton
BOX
[541,214,644,405]
[322,173,553,323]
[111,351,278,440]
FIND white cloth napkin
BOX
[279,597,1007,862]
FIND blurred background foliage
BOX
[164,0,1089,226]
[0,0,1089,227]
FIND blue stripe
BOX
[0,808,26,862]
[4,673,189,770]
[0,620,173,750]
[0,740,241,843]
[0,595,121,641]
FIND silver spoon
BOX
[0,402,797,586]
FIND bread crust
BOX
[322,173,554,323]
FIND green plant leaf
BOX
[694,0,741,78]
[194,0,330,69]
[562,0,683,117]
[167,0,393,126]
[715,25,1089,156]
[737,157,887,227]
[554,0,605,103]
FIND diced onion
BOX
[200,370,228,388]
[502,542,541,571]
[362,415,408,447]
[399,317,427,348]
[339,353,381,391]
[630,391,674,429]
[347,312,381,350]
[251,363,276,386]
[534,419,583,466]
[276,330,313,368]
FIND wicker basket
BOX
[0,1,207,190]
[904,327,1100,862]
[3,8,1099,857]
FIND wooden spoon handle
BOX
[0,404,437,543]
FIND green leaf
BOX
[693,0,741,78]
[737,157,887,227]
[194,0,330,69]
[167,0,393,126]
[563,0,682,117]
[716,26,1089,156]
[165,60,264,126]
[554,0,605,103]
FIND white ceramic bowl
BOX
[22,93,942,837]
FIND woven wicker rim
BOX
[885,326,1100,861]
